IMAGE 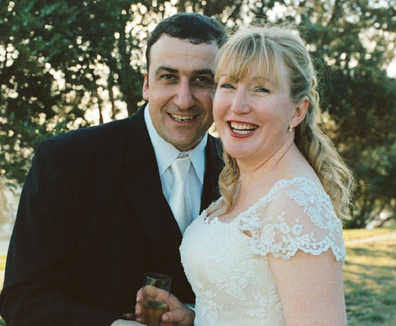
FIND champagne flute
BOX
[141,273,172,326]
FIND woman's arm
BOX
[268,249,347,326]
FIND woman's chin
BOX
[224,148,253,161]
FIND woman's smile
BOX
[228,121,259,136]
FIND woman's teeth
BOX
[230,122,258,135]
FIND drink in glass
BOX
[141,273,172,326]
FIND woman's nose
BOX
[230,89,251,114]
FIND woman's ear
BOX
[292,96,309,127]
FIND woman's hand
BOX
[135,288,195,326]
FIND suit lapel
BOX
[201,135,224,212]
[121,106,223,263]
[122,106,182,265]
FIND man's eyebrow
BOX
[155,66,178,75]
[154,66,214,77]
[194,69,215,77]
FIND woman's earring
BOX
[289,124,293,132]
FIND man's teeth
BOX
[170,114,194,122]
[230,122,258,135]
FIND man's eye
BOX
[196,76,209,82]
[195,76,214,85]
[161,74,176,80]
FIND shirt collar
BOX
[144,104,208,183]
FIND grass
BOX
[0,228,394,325]
[0,255,5,290]
[0,256,6,273]
[343,226,396,241]
[343,228,396,325]
[0,255,5,326]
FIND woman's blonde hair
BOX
[211,25,353,219]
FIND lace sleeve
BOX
[238,179,346,262]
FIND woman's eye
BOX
[256,87,270,93]
[220,83,234,89]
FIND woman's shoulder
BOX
[249,176,327,211]
[271,176,322,191]
[239,176,345,261]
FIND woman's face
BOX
[213,61,298,165]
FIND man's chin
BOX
[168,136,203,151]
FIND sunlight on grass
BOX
[344,234,396,326]
[343,226,395,241]
[0,255,5,291]
[0,256,6,272]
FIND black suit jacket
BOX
[0,105,223,326]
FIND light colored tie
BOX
[168,155,192,234]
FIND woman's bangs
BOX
[216,32,280,86]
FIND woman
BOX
[180,25,352,326]
[136,25,353,326]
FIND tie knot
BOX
[171,155,191,182]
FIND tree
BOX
[1,0,395,227]
[0,0,245,185]
[297,0,396,227]
[1,0,145,184]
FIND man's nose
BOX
[174,80,195,110]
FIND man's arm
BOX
[0,140,119,326]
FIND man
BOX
[0,13,226,326]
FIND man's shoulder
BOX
[33,116,136,162]
[208,133,221,144]
[206,134,224,175]
[207,134,223,155]
[42,106,146,149]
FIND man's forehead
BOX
[154,34,218,47]
[149,36,218,75]
[150,35,219,57]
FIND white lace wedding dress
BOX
[180,177,346,325]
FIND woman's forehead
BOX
[218,58,289,86]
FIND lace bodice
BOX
[180,177,345,326]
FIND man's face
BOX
[143,35,219,151]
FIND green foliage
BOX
[1,0,147,184]
[1,0,396,226]
[298,1,396,228]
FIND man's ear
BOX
[142,73,149,101]
[292,96,309,127]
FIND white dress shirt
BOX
[144,105,207,221]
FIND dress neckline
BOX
[203,176,321,226]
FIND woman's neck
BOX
[238,137,295,184]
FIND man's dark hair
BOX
[145,13,227,71]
